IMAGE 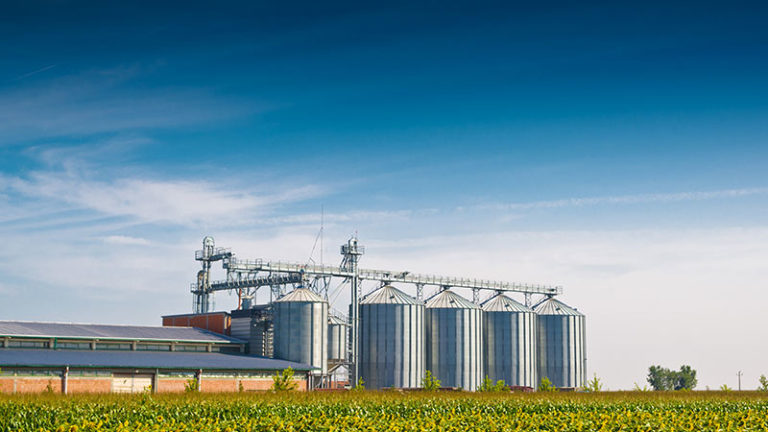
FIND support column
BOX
[62,366,69,395]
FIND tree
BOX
[539,376,557,392]
[646,365,697,391]
[271,367,297,391]
[719,384,732,391]
[647,365,672,391]
[585,374,603,392]
[421,370,441,391]
[759,375,768,392]
[675,365,697,390]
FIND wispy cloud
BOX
[10,172,326,227]
[476,187,768,211]
[9,64,58,82]
[0,66,261,144]
[102,235,150,246]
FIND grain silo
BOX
[359,285,424,389]
[272,288,328,375]
[327,315,348,361]
[425,290,483,391]
[534,297,586,389]
[482,294,537,388]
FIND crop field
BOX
[2,392,768,432]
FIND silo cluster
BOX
[262,285,585,391]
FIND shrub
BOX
[539,377,557,392]
[422,370,441,391]
[271,367,297,391]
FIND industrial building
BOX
[171,236,587,391]
[0,321,313,394]
[1,235,586,393]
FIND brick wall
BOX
[67,378,112,393]
[0,378,15,393]
[157,379,188,393]
[1,374,308,393]
[0,377,62,393]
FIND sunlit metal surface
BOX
[359,285,424,389]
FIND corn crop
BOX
[2,391,768,431]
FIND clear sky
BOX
[1,1,767,390]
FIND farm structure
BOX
[0,321,313,394]
[171,236,587,391]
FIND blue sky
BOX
[1,1,767,389]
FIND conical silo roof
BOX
[275,288,325,303]
[425,290,479,309]
[482,294,532,313]
[533,297,583,316]
[361,285,422,305]
[328,315,348,325]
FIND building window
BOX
[175,344,208,352]
[136,343,171,351]
[158,371,195,378]
[69,370,111,377]
[7,340,47,349]
[56,342,91,350]
[10,369,61,377]
[202,371,238,378]
[95,343,132,350]
[238,372,272,378]
[217,346,242,353]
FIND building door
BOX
[112,373,153,393]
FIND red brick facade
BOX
[162,312,231,335]
[0,375,309,394]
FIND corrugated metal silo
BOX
[359,285,424,389]
[425,290,483,391]
[482,294,537,388]
[272,288,328,375]
[327,315,348,361]
[534,297,586,389]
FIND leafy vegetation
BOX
[184,377,199,393]
[270,367,297,391]
[647,365,698,390]
[421,370,441,390]
[478,375,507,392]
[2,392,768,431]
[585,373,603,392]
[759,374,768,392]
[538,376,557,392]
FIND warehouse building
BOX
[0,321,313,394]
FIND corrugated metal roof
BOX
[425,290,479,309]
[0,349,314,371]
[533,297,584,316]
[361,285,422,305]
[0,321,243,344]
[275,288,325,303]
[482,294,532,313]
[328,316,348,326]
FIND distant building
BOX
[0,321,313,394]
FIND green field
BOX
[2,391,768,431]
